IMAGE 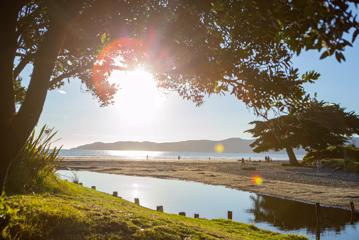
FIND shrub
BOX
[303,145,359,163]
[0,194,20,239]
[303,145,359,173]
[5,126,62,194]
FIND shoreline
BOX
[59,157,359,212]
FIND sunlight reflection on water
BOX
[58,170,359,240]
[60,149,304,161]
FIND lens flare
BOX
[92,37,146,100]
[251,175,264,185]
[214,144,225,153]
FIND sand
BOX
[58,158,359,212]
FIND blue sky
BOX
[35,43,359,148]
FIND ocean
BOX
[59,149,303,161]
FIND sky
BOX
[33,43,359,149]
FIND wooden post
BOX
[134,198,140,205]
[315,202,320,225]
[350,201,355,224]
[227,211,232,220]
[91,186,96,190]
[194,213,199,218]
[179,212,186,216]
[112,191,118,197]
[350,201,355,213]
[315,225,320,240]
[156,206,163,212]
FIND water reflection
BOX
[249,195,359,239]
[57,170,359,240]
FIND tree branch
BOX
[49,64,91,88]
[14,53,33,78]
[12,15,66,151]
[49,64,129,88]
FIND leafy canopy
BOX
[14,0,359,110]
[246,100,359,153]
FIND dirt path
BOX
[59,158,359,211]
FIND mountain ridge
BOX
[72,137,306,154]
[73,137,359,153]
[73,138,254,152]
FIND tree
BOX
[248,194,354,233]
[1,0,358,190]
[246,101,359,165]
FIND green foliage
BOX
[13,78,26,104]
[6,181,307,240]
[6,126,61,194]
[320,158,359,173]
[303,145,359,162]
[13,1,359,110]
[343,158,359,173]
[0,194,20,240]
[247,100,359,154]
[303,145,359,173]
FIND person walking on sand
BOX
[178,155,181,160]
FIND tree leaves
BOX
[352,29,359,43]
[246,100,359,154]
[335,51,346,63]
[100,32,110,45]
[13,0,359,110]
[320,50,331,60]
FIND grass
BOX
[6,178,307,240]
[6,125,60,194]
[321,158,359,173]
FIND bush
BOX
[303,145,359,173]
[0,194,20,239]
[303,145,359,163]
[5,126,62,194]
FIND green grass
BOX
[321,158,359,173]
[5,179,307,240]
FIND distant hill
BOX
[73,138,306,154]
[73,138,253,152]
[73,137,359,153]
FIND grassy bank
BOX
[6,179,306,240]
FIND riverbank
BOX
[59,158,359,211]
[6,180,305,240]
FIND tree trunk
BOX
[0,134,22,191]
[0,1,74,192]
[285,146,299,166]
[0,2,22,192]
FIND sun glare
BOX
[251,175,264,185]
[109,66,165,124]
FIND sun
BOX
[109,66,164,125]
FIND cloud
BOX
[58,89,67,95]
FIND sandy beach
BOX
[59,158,359,212]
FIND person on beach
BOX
[178,155,181,160]
[316,159,321,170]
